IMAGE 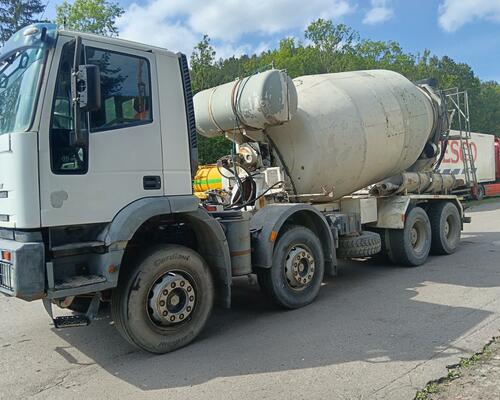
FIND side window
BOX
[86,48,152,131]
[50,41,88,174]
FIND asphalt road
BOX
[2,201,500,400]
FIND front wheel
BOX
[111,245,214,354]
[260,225,324,309]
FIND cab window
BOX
[86,48,152,131]
[49,41,87,174]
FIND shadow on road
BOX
[52,229,500,391]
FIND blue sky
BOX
[44,0,500,82]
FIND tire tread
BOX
[337,231,381,259]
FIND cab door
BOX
[39,35,163,227]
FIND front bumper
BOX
[0,239,45,301]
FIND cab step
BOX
[53,314,90,328]
[43,293,100,329]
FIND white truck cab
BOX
[2,23,195,229]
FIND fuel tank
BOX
[194,69,445,199]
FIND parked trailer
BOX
[438,131,500,199]
[0,23,468,354]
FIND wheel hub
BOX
[444,219,450,237]
[148,272,196,325]
[411,227,418,246]
[284,245,315,289]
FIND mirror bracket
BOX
[70,36,101,146]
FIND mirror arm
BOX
[70,36,85,146]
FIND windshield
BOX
[0,47,46,134]
[0,23,57,135]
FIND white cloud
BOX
[116,0,354,57]
[438,0,500,32]
[362,0,394,25]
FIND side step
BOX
[43,293,100,329]
[54,314,90,328]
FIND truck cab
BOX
[0,23,201,299]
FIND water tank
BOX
[194,69,298,137]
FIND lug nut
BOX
[171,282,176,288]
[189,296,194,301]
[180,281,185,287]
[179,314,184,320]
[170,316,175,322]
[163,311,168,316]
[159,300,165,307]
[163,290,168,295]
[187,287,192,292]
[186,306,192,312]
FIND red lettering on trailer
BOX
[450,141,460,163]
[443,140,478,164]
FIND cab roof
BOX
[58,28,180,58]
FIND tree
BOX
[190,35,232,164]
[304,19,359,73]
[0,0,46,44]
[55,0,124,37]
[190,35,217,93]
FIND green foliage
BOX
[190,35,232,164]
[190,18,500,163]
[55,0,124,37]
[0,0,46,44]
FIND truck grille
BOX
[0,261,13,291]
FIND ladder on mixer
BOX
[443,89,478,195]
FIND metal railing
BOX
[442,88,478,194]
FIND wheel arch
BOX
[250,204,336,275]
[102,196,232,308]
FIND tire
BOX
[260,225,324,309]
[475,184,485,201]
[111,245,214,354]
[337,231,381,259]
[427,201,461,255]
[366,228,392,263]
[386,207,431,267]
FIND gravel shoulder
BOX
[416,336,500,400]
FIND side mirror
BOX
[74,64,101,112]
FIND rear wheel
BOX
[111,245,214,354]
[260,225,324,309]
[427,201,461,255]
[387,207,431,267]
[475,184,485,201]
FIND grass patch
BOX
[414,336,499,400]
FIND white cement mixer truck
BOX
[0,24,467,354]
